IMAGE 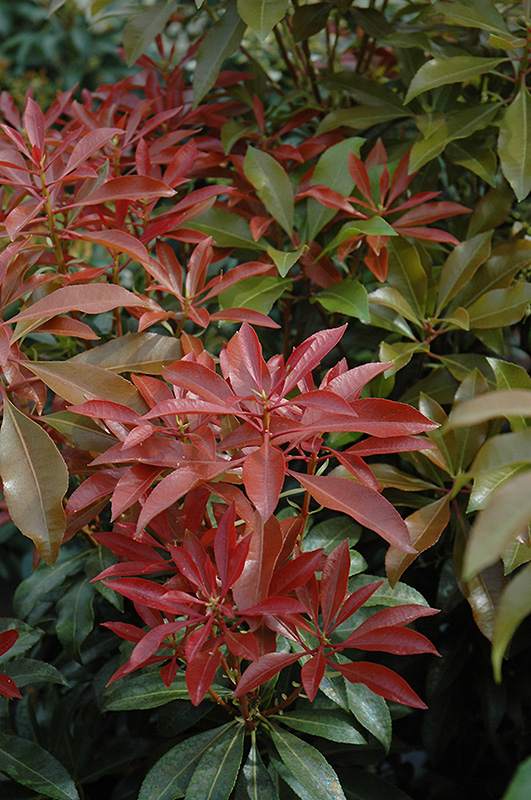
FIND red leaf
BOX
[185,621,214,663]
[186,238,213,298]
[69,230,157,270]
[324,362,392,400]
[23,97,45,154]
[68,400,142,424]
[162,360,232,404]
[224,630,259,661]
[33,317,100,340]
[0,629,18,657]
[298,185,353,213]
[242,439,285,520]
[63,128,123,176]
[101,622,146,643]
[186,645,222,705]
[68,176,175,205]
[341,625,439,656]
[301,647,326,701]
[336,661,427,708]
[233,652,301,697]
[160,657,179,687]
[210,308,280,328]
[10,284,153,323]
[0,673,21,699]
[213,503,237,594]
[108,621,186,684]
[330,581,384,632]
[142,398,237,418]
[347,435,436,457]
[348,398,439,436]
[135,467,218,538]
[386,151,412,206]
[100,577,170,608]
[392,226,460,245]
[111,464,162,520]
[332,451,380,491]
[232,515,283,610]
[292,473,415,553]
[364,247,388,281]
[5,200,45,240]
[343,604,439,635]
[394,201,470,228]
[348,152,373,204]
[269,549,324,596]
[66,469,123,515]
[283,325,347,395]
[240,596,307,616]
[320,540,351,629]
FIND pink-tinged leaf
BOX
[320,540,351,629]
[233,652,302,697]
[233,515,283,610]
[224,630,259,661]
[0,629,18,657]
[101,577,173,609]
[301,647,326,701]
[269,549,324,596]
[11,284,153,324]
[341,626,439,656]
[186,645,222,705]
[240,597,307,616]
[332,451,380,491]
[292,473,415,553]
[94,530,165,563]
[168,547,208,595]
[142,398,237,419]
[348,151,373,204]
[185,238,212,298]
[185,621,214,663]
[23,97,45,154]
[210,308,280,328]
[164,140,197,186]
[365,247,388,281]
[33,317,100,340]
[347,435,436,457]
[135,467,213,537]
[242,439,285,521]
[394,201,470,227]
[183,533,216,596]
[348,398,439,436]
[0,673,21,699]
[214,503,237,594]
[336,661,427,709]
[203,261,273,300]
[101,622,146,643]
[283,325,347,395]
[68,400,142,424]
[111,464,161,520]
[163,360,233,404]
[330,582,384,632]
[395,227,461,245]
[296,574,320,626]
[67,176,175,206]
[135,137,151,177]
[298,185,354,213]
[154,240,183,295]
[295,390,360,418]
[108,621,186,684]
[5,200,45,240]
[344,604,439,636]
[68,230,156,270]
[63,128,123,176]
[386,151,412,206]
[160,657,179,687]
[66,469,123,515]
[324,362,393,400]
[95,561,170,581]
[236,323,267,392]
[250,215,273,240]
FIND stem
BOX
[207,686,237,715]
[39,168,66,274]
[262,684,302,716]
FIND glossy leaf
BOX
[104,671,225,711]
[436,231,492,313]
[467,284,531,328]
[55,579,95,661]
[0,399,68,565]
[0,733,79,800]
[498,86,531,201]
[237,0,288,39]
[405,56,507,103]
[185,722,244,800]
[71,332,182,374]
[278,709,366,744]
[219,276,291,317]
[492,562,531,681]
[194,0,246,105]
[270,724,346,800]
[312,280,370,323]
[234,740,279,800]
[447,390,531,427]
[337,661,426,709]
[242,439,284,520]
[347,682,392,751]
[244,146,294,234]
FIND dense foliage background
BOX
[1,1,531,799]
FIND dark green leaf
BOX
[13,545,87,620]
[234,740,279,800]
[405,56,507,103]
[104,671,231,711]
[194,0,246,105]
[346,683,392,751]
[123,1,177,66]
[185,722,244,800]
[0,734,79,800]
[437,231,492,313]
[2,659,69,688]
[190,207,267,250]
[55,579,95,662]
[0,620,43,665]
[292,2,331,41]
[387,238,427,320]
[277,710,366,744]
[498,86,531,201]
[270,725,346,800]
[317,107,409,135]
[492,562,531,681]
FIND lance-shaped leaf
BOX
[293,473,414,552]
[238,0,288,40]
[0,733,79,800]
[235,739,279,800]
[498,86,531,201]
[0,400,68,565]
[447,390,531,428]
[270,725,346,800]
[492,561,531,682]
[194,0,246,105]
[68,176,175,205]
[405,56,507,103]
[336,661,426,708]
[71,332,183,374]
[185,722,244,799]
[436,231,493,313]
[122,0,177,66]
[244,146,294,234]
[242,439,285,520]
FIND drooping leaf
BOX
[194,0,246,105]
[0,733,79,800]
[244,146,294,234]
[405,56,507,103]
[71,332,183,374]
[346,682,392,751]
[0,400,68,566]
[237,0,288,40]
[498,86,531,201]
[270,724,346,800]
[492,562,531,681]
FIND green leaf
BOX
[324,217,397,256]
[492,561,531,681]
[467,183,514,238]
[85,547,124,611]
[312,280,369,323]
[446,139,497,186]
[379,341,429,376]
[2,659,69,689]
[0,733,79,800]
[316,107,409,135]
[488,357,531,431]
[387,237,427,320]
[190,207,266,250]
[468,465,529,512]
[277,710,366,744]
[302,517,361,552]
[447,389,531,428]
[139,724,235,800]
[234,739,279,800]
[498,86,531,201]
[292,2,331,42]
[463,471,531,581]
[270,725,346,800]
[122,1,177,66]
[0,619,43,664]
[267,245,307,277]
[0,399,68,566]
[237,0,288,40]
[405,56,507,103]
[346,683,392,752]
[472,429,531,474]
[13,544,87,619]
[503,539,531,576]
[194,0,246,106]
[306,136,364,240]
[70,333,183,374]
[244,146,294,234]
[437,231,492,313]
[348,574,431,607]
[221,119,254,155]
[104,671,224,711]
[467,284,531,328]
[185,722,244,800]
[432,2,508,34]
[321,72,406,109]
[218,276,291,316]
[502,757,531,800]
[55,579,95,662]
[45,410,116,454]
